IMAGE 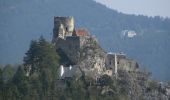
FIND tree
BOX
[23,36,60,98]
[99,74,113,86]
[23,40,39,73]
[13,65,30,96]
[0,68,3,88]
[24,36,60,79]
[2,83,20,100]
[2,64,15,84]
[37,36,60,78]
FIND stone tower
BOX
[53,16,74,41]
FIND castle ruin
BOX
[52,16,139,80]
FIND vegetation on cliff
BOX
[0,0,170,81]
[0,36,169,100]
[0,36,60,100]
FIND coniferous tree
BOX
[13,65,30,96]
[0,68,3,88]
[23,36,60,98]
[2,64,15,84]
[0,68,3,100]
[24,36,60,77]
[23,40,39,73]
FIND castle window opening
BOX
[66,27,68,31]
[109,61,112,65]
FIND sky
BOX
[95,0,170,17]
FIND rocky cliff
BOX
[53,17,170,100]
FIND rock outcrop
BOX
[53,16,170,99]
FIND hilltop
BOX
[0,0,170,80]
[1,16,170,100]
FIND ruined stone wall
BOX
[105,53,138,73]
[52,16,75,43]
[55,36,81,64]
[65,36,81,63]
[53,16,74,36]
[105,54,115,70]
[118,58,138,71]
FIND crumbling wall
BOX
[53,16,74,36]
[55,36,81,64]
[118,58,138,72]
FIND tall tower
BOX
[53,16,74,41]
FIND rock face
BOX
[117,70,170,100]
[78,36,106,78]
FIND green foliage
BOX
[13,65,30,96]
[0,36,61,99]
[39,68,53,94]
[24,36,59,79]
[92,39,97,46]
[100,74,113,86]
[0,66,130,100]
[1,83,20,100]
[0,68,3,88]
[53,74,130,100]
[0,36,133,100]
[24,40,39,70]
[147,80,158,91]
[24,36,60,76]
[2,64,15,84]
[12,36,60,99]
[0,65,4,69]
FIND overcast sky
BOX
[95,0,170,17]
